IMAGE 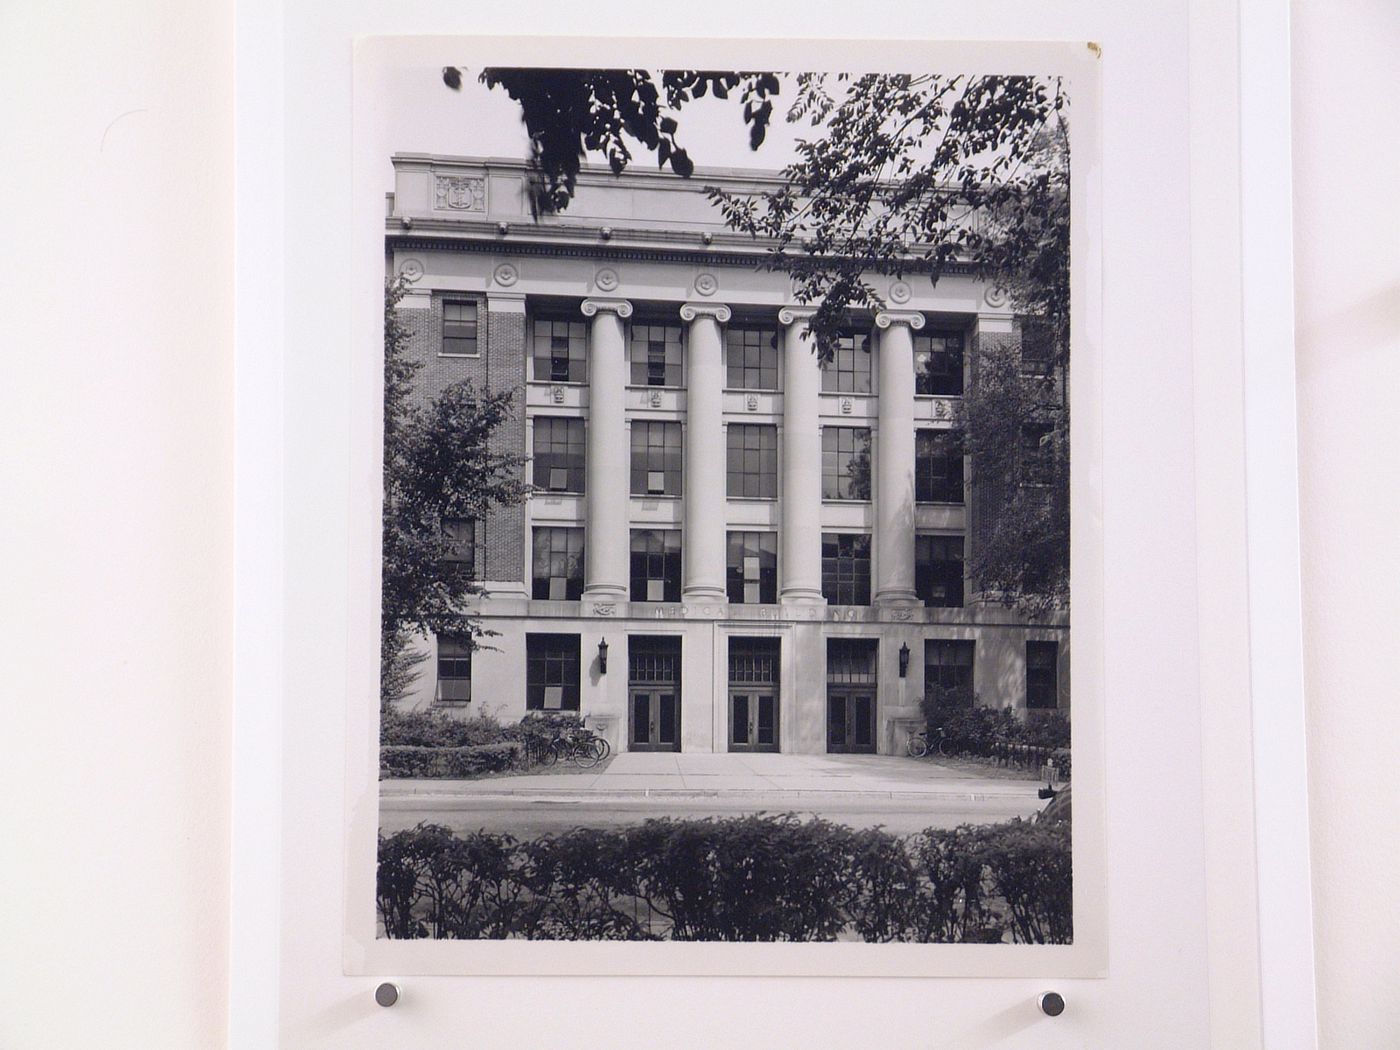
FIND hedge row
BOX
[921,700,1072,779]
[380,742,522,779]
[377,814,1071,944]
[381,708,581,749]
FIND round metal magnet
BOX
[1039,991,1066,1017]
[375,982,400,1008]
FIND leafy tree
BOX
[381,277,526,706]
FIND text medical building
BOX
[386,153,1069,756]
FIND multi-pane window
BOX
[729,637,780,683]
[914,331,964,395]
[821,330,873,393]
[526,633,581,711]
[630,421,682,496]
[531,318,587,383]
[915,430,964,504]
[925,639,975,699]
[916,534,965,608]
[629,636,681,684]
[629,323,683,386]
[531,527,584,601]
[1020,423,1055,485]
[827,638,878,683]
[821,533,872,605]
[532,417,585,493]
[442,300,479,357]
[822,427,872,500]
[726,531,777,604]
[725,326,780,390]
[630,529,682,602]
[1026,641,1060,709]
[1020,318,1056,377]
[440,518,476,581]
[436,636,472,703]
[726,424,778,499]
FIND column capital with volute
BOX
[581,297,634,319]
[874,309,927,331]
[679,302,731,324]
[778,304,818,326]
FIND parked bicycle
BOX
[539,724,608,768]
[906,725,949,758]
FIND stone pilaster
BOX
[580,298,632,600]
[680,302,731,600]
[778,306,826,604]
[874,310,925,606]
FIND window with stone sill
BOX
[821,532,871,606]
[531,318,587,383]
[916,533,965,608]
[915,429,965,504]
[821,426,872,501]
[630,529,682,603]
[1026,640,1060,709]
[914,331,965,396]
[436,636,472,703]
[526,633,581,711]
[629,323,683,386]
[630,420,682,496]
[726,423,778,499]
[725,326,780,390]
[726,531,777,604]
[820,330,873,394]
[532,416,585,494]
[442,300,479,357]
[531,527,584,601]
[925,639,975,698]
[440,517,476,582]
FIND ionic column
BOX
[874,310,925,605]
[580,298,632,599]
[778,306,825,604]
[680,302,731,600]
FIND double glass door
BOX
[629,689,679,751]
[728,689,779,752]
[827,689,876,753]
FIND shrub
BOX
[380,741,522,778]
[376,813,1073,944]
[380,707,515,748]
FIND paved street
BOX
[379,752,1045,838]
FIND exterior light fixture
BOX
[598,638,609,674]
[898,642,910,678]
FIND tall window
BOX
[440,518,476,581]
[1020,423,1055,485]
[630,529,682,602]
[821,330,873,393]
[822,427,872,500]
[532,417,585,493]
[821,532,871,605]
[726,424,778,498]
[925,639,975,699]
[442,300,479,357]
[531,318,587,383]
[915,430,964,504]
[436,636,472,703]
[526,633,581,711]
[532,527,584,601]
[725,326,780,389]
[916,534,965,607]
[1020,318,1056,377]
[630,421,682,496]
[914,331,964,395]
[629,323,683,386]
[1026,641,1060,709]
[726,531,777,604]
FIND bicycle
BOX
[906,725,949,758]
[539,726,608,768]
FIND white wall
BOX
[0,3,234,1049]
[1291,1,1400,1046]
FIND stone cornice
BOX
[679,303,732,323]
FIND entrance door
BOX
[827,689,876,753]
[729,689,779,752]
[629,688,679,751]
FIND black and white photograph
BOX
[370,58,1079,951]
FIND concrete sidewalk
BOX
[380,752,1041,803]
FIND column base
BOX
[582,585,628,609]
[682,585,727,602]
[779,587,828,606]
[874,589,922,607]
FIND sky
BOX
[377,67,805,192]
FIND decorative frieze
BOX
[433,174,486,212]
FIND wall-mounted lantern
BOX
[898,642,911,678]
[598,638,609,674]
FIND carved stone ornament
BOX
[694,272,719,296]
[594,267,620,292]
[778,305,818,326]
[594,603,616,616]
[840,397,854,415]
[984,285,1010,308]
[679,302,731,324]
[649,390,663,407]
[745,394,759,411]
[433,175,486,212]
[493,262,519,287]
[875,310,927,331]
[397,258,424,281]
[933,398,951,420]
[888,280,912,304]
[580,298,634,319]
[551,385,566,404]
[890,608,914,621]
